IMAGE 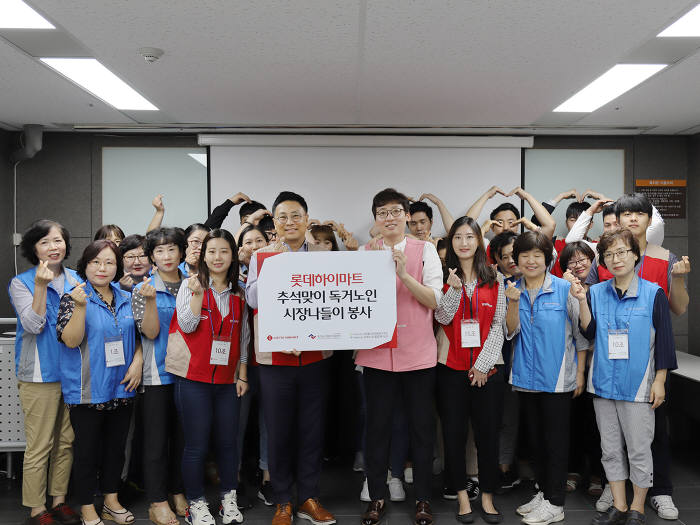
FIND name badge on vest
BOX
[461,319,481,348]
[104,336,125,367]
[608,329,629,360]
[210,335,231,366]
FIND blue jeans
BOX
[174,377,240,501]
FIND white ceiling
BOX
[1,0,700,134]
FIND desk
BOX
[672,351,700,383]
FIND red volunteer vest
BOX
[551,238,567,277]
[440,281,499,371]
[168,289,242,383]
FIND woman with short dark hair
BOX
[9,219,81,525]
[57,239,143,525]
[94,224,126,246]
[118,234,151,292]
[505,232,590,525]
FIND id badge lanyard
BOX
[104,296,126,368]
[207,291,235,366]
[460,285,480,362]
[608,290,635,360]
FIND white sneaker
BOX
[404,466,413,484]
[650,495,679,520]
[387,477,405,502]
[516,491,544,517]
[522,499,564,525]
[219,490,243,524]
[596,484,613,512]
[359,478,370,502]
[186,500,215,525]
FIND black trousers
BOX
[364,366,436,501]
[259,360,329,504]
[568,392,604,480]
[142,384,184,503]
[520,391,571,507]
[69,403,133,505]
[650,400,672,496]
[437,364,504,494]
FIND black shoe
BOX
[592,506,627,525]
[257,481,274,506]
[455,510,474,524]
[237,483,255,510]
[443,487,458,500]
[480,507,503,524]
[50,504,81,525]
[624,510,645,525]
[361,500,385,525]
[465,479,480,502]
[496,470,520,494]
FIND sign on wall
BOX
[635,179,686,219]
[257,251,397,352]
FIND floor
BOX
[2,454,699,525]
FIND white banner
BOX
[257,251,397,351]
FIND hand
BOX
[247,208,271,225]
[513,217,538,232]
[152,194,164,212]
[138,277,157,301]
[343,235,359,251]
[307,218,321,229]
[581,189,607,201]
[366,236,384,251]
[588,198,615,215]
[119,272,135,290]
[229,192,252,205]
[469,368,488,387]
[392,248,407,278]
[70,282,89,307]
[672,256,690,277]
[185,250,200,268]
[272,235,289,252]
[187,274,203,296]
[236,378,249,397]
[34,259,55,286]
[446,268,462,290]
[505,281,521,301]
[487,186,507,198]
[322,220,338,231]
[573,371,585,398]
[649,379,665,409]
[556,189,579,203]
[506,186,525,198]
[418,193,440,204]
[121,352,143,392]
[562,269,576,284]
[281,349,302,356]
[569,279,587,301]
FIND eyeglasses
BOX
[567,258,590,268]
[376,208,405,220]
[275,214,304,224]
[123,254,149,262]
[188,239,203,247]
[603,249,633,261]
[88,260,116,268]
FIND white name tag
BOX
[461,319,481,348]
[104,337,125,367]
[608,330,629,360]
[210,337,231,366]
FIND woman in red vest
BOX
[434,216,506,524]
[166,229,250,525]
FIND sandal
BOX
[101,505,134,525]
[149,506,179,525]
[171,494,188,517]
[565,473,580,493]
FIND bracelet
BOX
[238,377,248,383]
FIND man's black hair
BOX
[614,193,652,218]
[239,201,266,221]
[371,188,410,216]
[565,201,591,220]
[272,191,308,215]
[489,202,520,221]
[409,201,433,221]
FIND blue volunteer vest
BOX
[588,275,658,402]
[59,281,137,404]
[10,267,81,382]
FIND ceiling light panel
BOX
[40,58,158,110]
[1,0,54,29]
[553,64,667,113]
[658,4,700,36]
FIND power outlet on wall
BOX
[12,233,22,246]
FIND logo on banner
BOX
[308,334,317,339]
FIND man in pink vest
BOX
[356,189,444,525]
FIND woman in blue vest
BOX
[56,239,143,525]
[504,232,590,525]
[573,228,676,525]
[9,220,82,525]
[132,228,188,525]
[178,223,209,277]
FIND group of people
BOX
[9,184,690,525]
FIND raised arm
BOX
[647,205,665,246]
[419,193,455,232]
[146,194,165,233]
[511,187,556,239]
[465,186,505,221]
